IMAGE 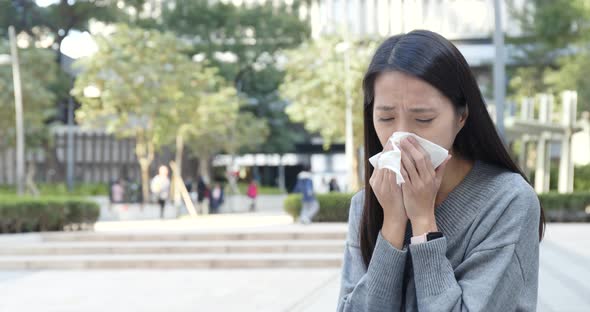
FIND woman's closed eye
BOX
[417,118,434,123]
[378,117,435,123]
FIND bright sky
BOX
[34,0,97,59]
[36,0,59,7]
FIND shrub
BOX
[284,191,590,223]
[538,191,590,222]
[0,196,100,233]
[284,193,353,222]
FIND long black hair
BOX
[360,30,545,268]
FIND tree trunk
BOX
[139,159,150,205]
[25,160,39,196]
[173,133,184,206]
[0,143,6,184]
[42,136,62,182]
[135,130,154,204]
[198,155,211,183]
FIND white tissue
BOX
[368,132,449,185]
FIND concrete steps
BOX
[0,253,343,270]
[0,225,348,269]
[0,240,345,255]
[40,231,347,242]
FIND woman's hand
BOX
[398,136,451,236]
[369,141,408,248]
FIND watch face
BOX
[426,232,443,240]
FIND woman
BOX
[337,30,544,311]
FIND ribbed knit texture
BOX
[337,160,540,312]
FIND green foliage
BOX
[0,183,107,196]
[162,0,310,78]
[72,24,191,138]
[0,195,100,233]
[284,191,590,223]
[538,191,590,211]
[0,43,59,148]
[161,0,311,153]
[72,24,204,200]
[574,164,590,191]
[528,163,590,192]
[281,36,377,150]
[283,193,353,222]
[508,0,590,113]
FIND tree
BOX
[0,42,59,190]
[160,0,310,154]
[155,63,255,188]
[72,24,197,202]
[0,0,149,61]
[0,0,149,183]
[507,0,590,113]
[280,36,377,189]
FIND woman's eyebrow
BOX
[375,105,395,111]
[408,107,437,113]
[375,105,436,113]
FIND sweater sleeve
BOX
[337,191,409,312]
[408,187,540,312]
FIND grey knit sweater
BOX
[337,160,540,311]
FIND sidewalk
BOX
[94,194,288,222]
[0,223,588,311]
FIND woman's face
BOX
[372,71,468,152]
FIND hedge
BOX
[0,196,100,233]
[284,191,590,223]
[538,191,590,222]
[284,193,353,222]
[0,183,108,196]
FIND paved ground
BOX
[94,194,288,222]
[0,269,340,312]
[0,223,588,311]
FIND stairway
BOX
[0,225,348,270]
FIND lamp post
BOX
[335,41,354,191]
[0,26,25,195]
[493,0,506,142]
[76,85,101,192]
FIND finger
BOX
[388,169,397,188]
[401,165,410,185]
[408,137,434,178]
[400,142,419,183]
[402,137,432,180]
[369,168,377,186]
[384,170,391,189]
[376,168,385,190]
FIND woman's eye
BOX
[379,117,394,122]
[417,118,434,123]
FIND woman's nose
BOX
[393,120,410,135]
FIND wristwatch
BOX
[411,231,444,245]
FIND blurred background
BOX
[0,0,588,311]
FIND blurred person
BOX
[197,175,209,214]
[111,179,125,203]
[247,179,258,212]
[292,164,319,224]
[150,165,170,219]
[209,181,224,214]
[329,177,341,192]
